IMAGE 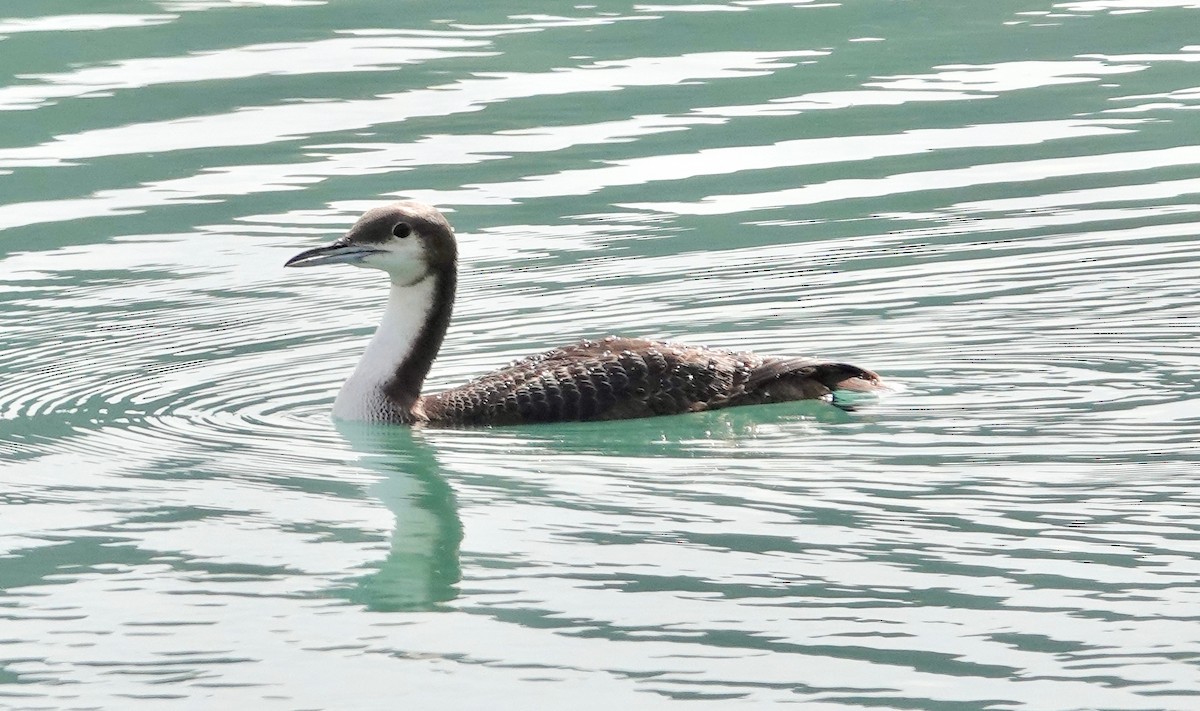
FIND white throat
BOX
[333,276,437,421]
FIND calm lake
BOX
[2,1,1199,709]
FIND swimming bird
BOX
[285,201,882,425]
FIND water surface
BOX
[2,1,1199,709]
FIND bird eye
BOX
[392,222,412,239]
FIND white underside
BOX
[332,277,435,421]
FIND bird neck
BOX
[332,269,456,423]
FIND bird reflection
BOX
[332,422,462,611]
[322,398,863,611]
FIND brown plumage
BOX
[285,201,883,426]
[420,337,880,425]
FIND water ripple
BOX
[0,14,176,34]
[3,1,1200,709]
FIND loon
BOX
[285,201,882,425]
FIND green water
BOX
[2,1,1199,709]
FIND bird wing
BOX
[420,338,755,425]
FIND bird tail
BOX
[746,357,884,409]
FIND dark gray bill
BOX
[285,242,382,268]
